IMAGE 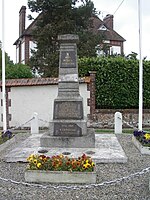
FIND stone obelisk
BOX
[40,34,95,148]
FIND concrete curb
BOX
[25,169,96,184]
[132,135,150,155]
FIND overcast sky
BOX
[0,0,150,63]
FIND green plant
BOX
[28,0,101,77]
[0,135,8,145]
[0,130,13,145]
[78,56,150,109]
[5,63,33,79]
[27,153,95,172]
[133,130,150,147]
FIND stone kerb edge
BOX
[25,169,96,184]
[132,135,150,155]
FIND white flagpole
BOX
[138,0,143,130]
[2,0,7,131]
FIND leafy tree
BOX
[5,64,33,79]
[126,52,138,60]
[0,48,33,79]
[0,48,13,68]
[28,0,101,77]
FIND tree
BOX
[28,0,101,77]
[0,48,13,68]
[126,52,138,60]
[5,64,33,79]
[0,48,33,79]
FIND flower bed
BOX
[25,154,96,183]
[132,130,150,155]
[0,130,13,145]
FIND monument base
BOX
[49,119,87,136]
[40,128,95,148]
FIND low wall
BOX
[0,73,150,130]
[0,78,90,129]
[89,109,150,129]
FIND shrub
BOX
[78,56,150,109]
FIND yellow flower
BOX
[29,158,34,162]
[43,158,47,162]
[26,153,95,172]
[83,163,91,169]
[27,154,35,162]
[33,159,38,165]
[145,133,150,140]
[29,154,34,158]
[37,163,42,168]
[59,154,64,158]
[83,164,87,169]
[87,163,91,168]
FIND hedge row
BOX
[78,56,150,109]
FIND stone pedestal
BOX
[41,128,95,148]
[40,34,95,148]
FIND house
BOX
[91,14,126,56]
[13,6,37,64]
[14,6,125,64]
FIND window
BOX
[21,42,25,63]
[29,41,37,57]
[103,40,110,44]
[98,25,107,31]
[110,46,121,55]
[16,47,19,63]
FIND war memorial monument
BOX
[40,34,95,148]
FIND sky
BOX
[0,0,150,63]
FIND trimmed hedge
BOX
[78,56,150,109]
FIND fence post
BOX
[31,112,39,134]
[115,112,122,134]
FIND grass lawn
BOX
[0,131,16,145]
[95,128,150,134]
[0,136,9,145]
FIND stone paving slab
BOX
[4,134,127,163]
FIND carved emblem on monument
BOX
[63,53,72,64]
[61,51,75,68]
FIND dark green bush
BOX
[78,56,150,109]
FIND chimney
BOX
[103,14,114,30]
[19,6,26,36]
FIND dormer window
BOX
[98,25,107,31]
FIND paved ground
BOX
[4,133,127,163]
[0,133,149,200]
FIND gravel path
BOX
[0,133,149,200]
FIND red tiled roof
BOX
[91,16,125,42]
[14,11,125,45]
[0,77,87,87]
[0,78,58,87]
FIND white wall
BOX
[0,83,90,128]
